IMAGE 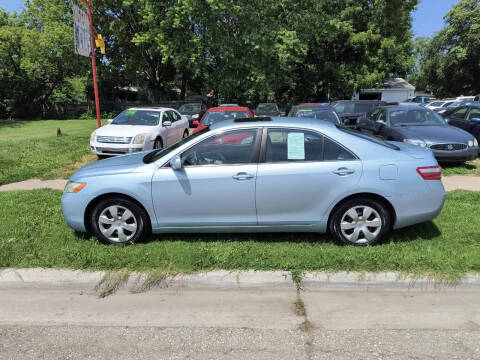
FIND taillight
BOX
[416,166,442,180]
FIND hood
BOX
[94,124,155,137]
[395,125,473,144]
[70,152,153,180]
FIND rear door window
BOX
[264,128,355,162]
[467,108,480,121]
[451,107,468,119]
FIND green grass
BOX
[0,119,101,185]
[0,189,479,279]
[442,159,480,176]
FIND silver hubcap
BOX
[340,206,382,245]
[98,205,137,243]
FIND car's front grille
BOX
[97,136,132,144]
[95,147,129,154]
[430,143,467,151]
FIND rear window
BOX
[337,126,399,150]
[354,103,375,113]
[201,111,249,126]
[333,103,354,114]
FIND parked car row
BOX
[90,98,480,164]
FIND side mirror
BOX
[169,155,182,170]
[107,119,113,124]
[471,117,480,123]
[376,119,386,125]
[192,120,200,127]
[163,120,172,127]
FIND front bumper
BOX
[432,147,479,163]
[90,141,144,156]
[61,192,92,232]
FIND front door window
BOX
[181,129,258,166]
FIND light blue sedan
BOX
[62,117,446,246]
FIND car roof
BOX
[380,105,429,111]
[293,104,333,109]
[207,106,250,112]
[209,116,336,132]
[333,100,384,103]
[126,107,172,111]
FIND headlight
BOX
[132,133,146,144]
[474,138,479,147]
[64,181,86,193]
[191,114,199,119]
[468,140,474,147]
[90,131,96,142]
[404,139,427,148]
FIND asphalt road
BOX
[1,285,479,359]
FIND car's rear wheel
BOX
[329,197,391,246]
[90,197,149,245]
[153,138,163,149]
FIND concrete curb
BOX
[1,268,480,291]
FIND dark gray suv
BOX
[332,100,387,126]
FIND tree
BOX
[0,1,88,117]
[414,0,480,97]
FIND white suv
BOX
[90,107,189,156]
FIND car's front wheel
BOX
[90,197,149,245]
[329,197,391,246]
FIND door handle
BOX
[333,167,355,176]
[232,172,254,180]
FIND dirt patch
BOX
[442,174,480,192]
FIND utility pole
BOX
[82,0,101,128]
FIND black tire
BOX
[153,137,163,149]
[89,197,150,245]
[183,129,189,138]
[329,197,391,246]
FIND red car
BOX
[192,106,255,134]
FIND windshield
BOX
[200,111,249,126]
[390,109,447,127]
[293,108,340,124]
[179,104,202,113]
[111,110,160,126]
[338,126,399,150]
[143,127,210,164]
[447,101,464,108]
[256,104,279,112]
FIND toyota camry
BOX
[63,117,445,246]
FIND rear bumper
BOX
[432,147,478,163]
[389,180,446,229]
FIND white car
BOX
[425,100,454,111]
[90,107,189,156]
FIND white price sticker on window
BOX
[287,132,305,160]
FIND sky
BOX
[2,0,460,38]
